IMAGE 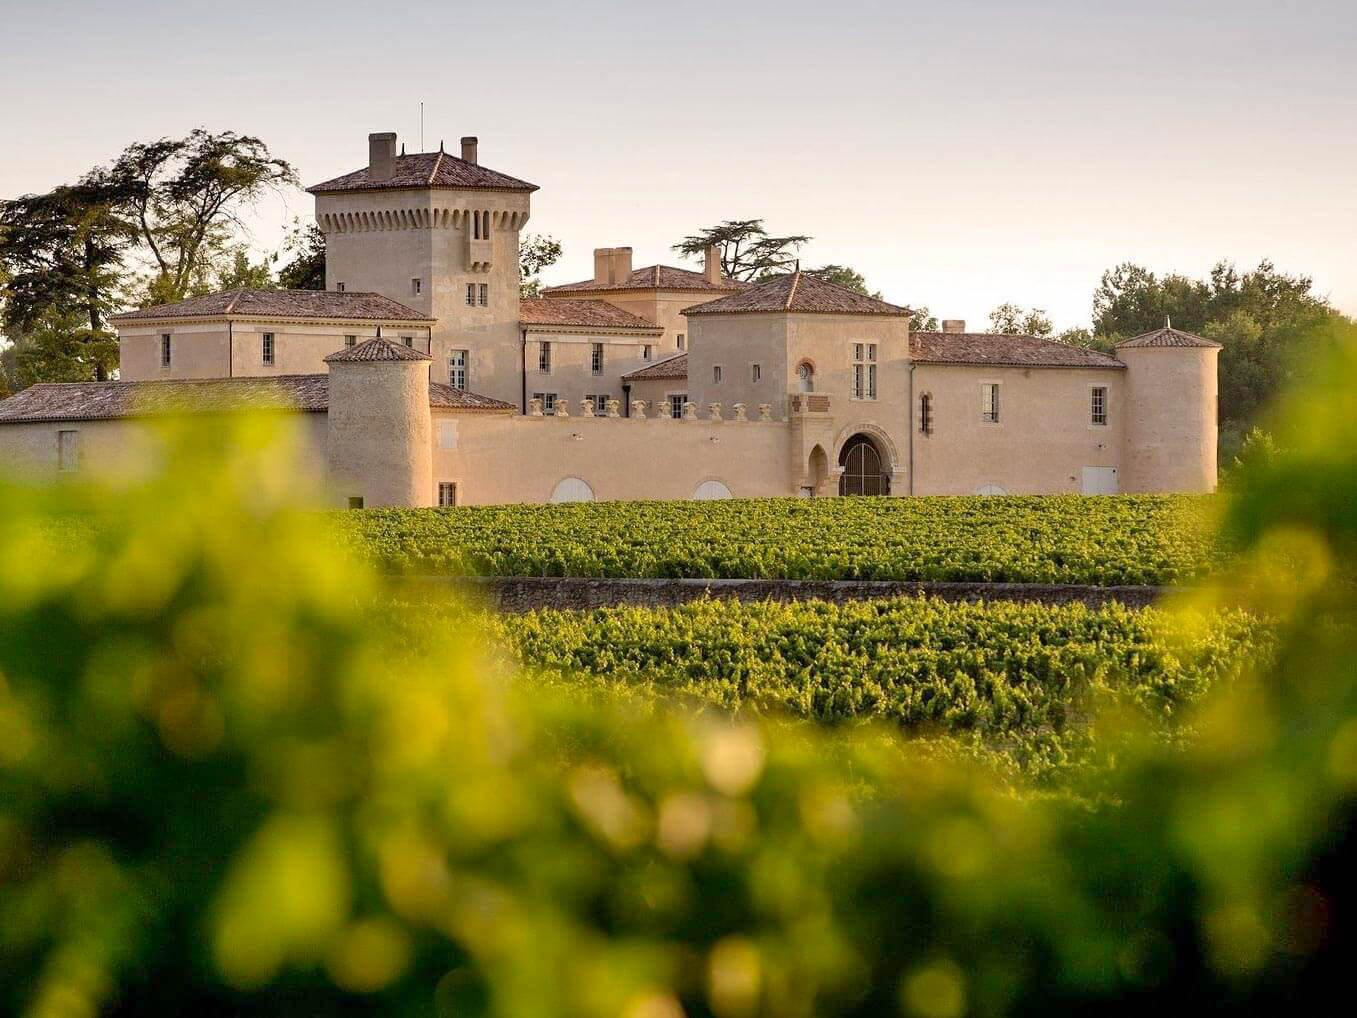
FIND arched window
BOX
[692,480,733,500]
[549,477,595,503]
[797,361,815,393]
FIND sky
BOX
[2,0,1354,330]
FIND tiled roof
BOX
[519,298,662,332]
[110,289,434,323]
[308,150,537,194]
[1115,326,1222,349]
[324,337,431,363]
[0,372,513,424]
[543,264,745,295]
[682,271,911,317]
[911,332,1126,369]
[622,353,688,381]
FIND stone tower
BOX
[309,133,537,405]
[1116,325,1222,493]
[324,338,433,508]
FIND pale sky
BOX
[2,0,1354,329]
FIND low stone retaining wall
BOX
[402,576,1171,611]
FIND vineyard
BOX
[340,494,1224,586]
[439,595,1269,784]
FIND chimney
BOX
[460,136,478,164]
[368,132,397,181]
[703,244,721,285]
[942,319,966,334]
[610,247,633,284]
[594,248,613,284]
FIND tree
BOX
[673,220,810,282]
[909,306,939,331]
[211,245,276,292]
[107,129,296,305]
[519,234,562,297]
[276,221,325,291]
[0,172,137,381]
[804,264,882,298]
[988,302,1053,336]
[6,308,119,388]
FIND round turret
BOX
[324,338,432,507]
[1116,326,1221,493]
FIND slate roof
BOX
[0,373,513,424]
[910,332,1126,369]
[682,270,911,316]
[324,337,431,362]
[307,150,537,194]
[622,353,688,381]
[543,264,745,295]
[1115,326,1222,349]
[519,298,663,332]
[110,289,434,323]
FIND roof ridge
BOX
[224,288,244,314]
[428,150,442,185]
[784,270,801,310]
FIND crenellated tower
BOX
[309,133,536,404]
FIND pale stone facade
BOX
[0,129,1221,506]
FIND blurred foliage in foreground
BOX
[3,318,1357,1016]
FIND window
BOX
[161,333,172,368]
[533,392,558,415]
[982,383,1000,423]
[669,393,687,419]
[751,363,761,383]
[478,283,489,307]
[335,282,345,293]
[438,482,457,507]
[466,284,476,307]
[344,334,357,348]
[401,335,414,348]
[797,361,815,393]
[538,341,552,373]
[472,210,490,240]
[412,277,422,295]
[448,350,468,389]
[347,496,364,510]
[643,344,653,361]
[261,332,275,366]
[677,333,686,351]
[919,393,934,434]
[589,394,613,414]
[591,342,604,375]
[57,430,79,472]
[713,365,723,384]
[1091,386,1108,426]
[852,343,877,400]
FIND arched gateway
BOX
[838,434,890,496]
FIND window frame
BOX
[335,282,346,293]
[919,392,934,434]
[538,341,552,374]
[668,392,688,419]
[981,382,1001,424]
[437,481,457,507]
[411,277,422,295]
[851,343,878,400]
[676,333,686,350]
[642,344,653,361]
[1090,384,1108,427]
[57,429,80,472]
[261,332,275,366]
[478,283,489,307]
[160,333,172,368]
[344,334,357,348]
[448,349,468,390]
[591,342,604,376]
[532,391,558,415]
[466,283,476,307]
[713,364,723,384]
[751,363,761,383]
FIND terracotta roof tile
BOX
[0,373,513,424]
[519,298,662,332]
[324,337,430,362]
[1115,326,1222,349]
[682,271,910,316]
[622,353,688,381]
[911,332,1126,369]
[543,264,745,295]
[308,150,537,194]
[110,289,434,323]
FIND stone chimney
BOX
[369,132,397,181]
[460,136,478,164]
[592,247,633,285]
[942,319,966,334]
[703,244,722,285]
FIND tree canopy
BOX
[673,220,810,282]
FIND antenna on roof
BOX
[794,258,801,273]
[1165,315,1172,329]
[420,101,424,152]
[400,143,405,156]
[439,139,445,153]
